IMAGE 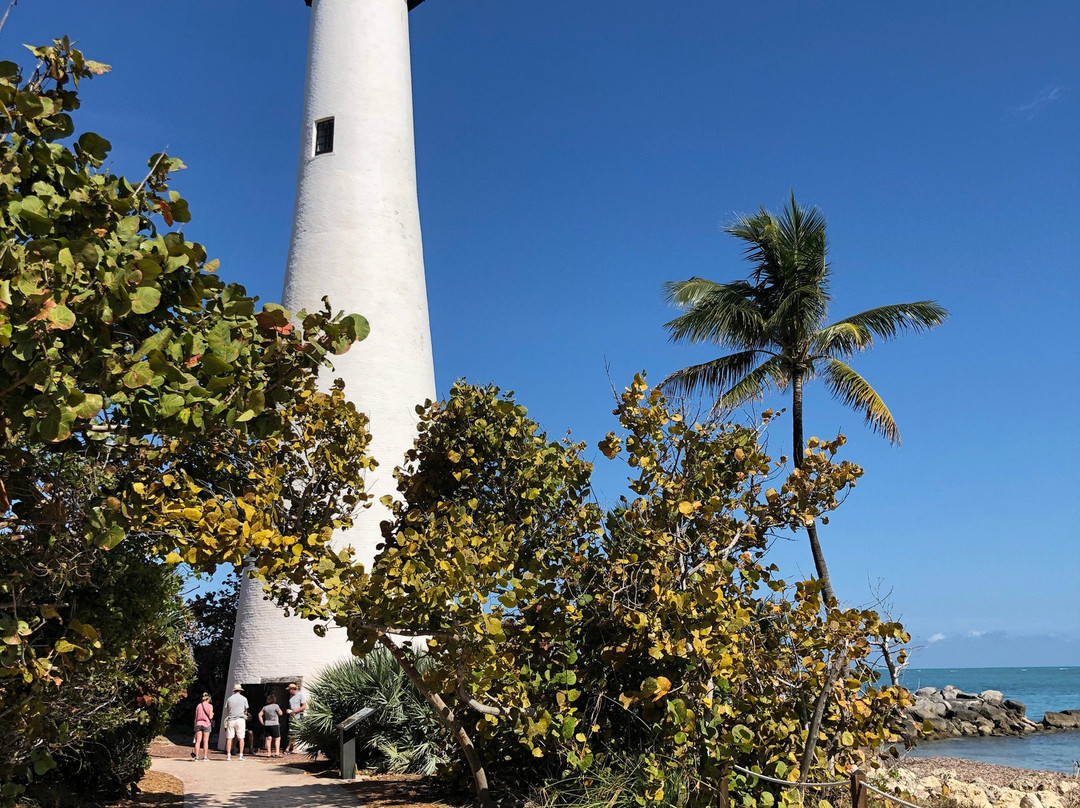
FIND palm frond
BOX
[663,282,767,346]
[717,355,789,412]
[660,351,765,399]
[811,321,873,359]
[821,358,900,445]
[829,301,949,344]
[764,283,831,347]
[661,277,721,307]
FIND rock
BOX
[1042,711,1080,729]
[996,788,1026,808]
[910,699,948,720]
[948,780,992,808]
[1020,794,1044,808]
[903,686,1051,740]
[1039,794,1065,808]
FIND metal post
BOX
[338,707,375,780]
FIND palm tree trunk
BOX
[792,371,837,605]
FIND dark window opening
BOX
[314,118,334,155]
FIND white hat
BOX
[232,683,244,692]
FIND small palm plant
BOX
[297,647,450,774]
[663,193,948,603]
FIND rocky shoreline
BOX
[884,757,1080,808]
[901,686,1080,741]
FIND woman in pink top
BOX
[194,693,214,761]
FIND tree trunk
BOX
[792,371,837,605]
[798,648,848,780]
[877,640,900,687]
[377,635,496,808]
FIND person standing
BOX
[193,693,214,761]
[224,684,249,760]
[260,693,284,757]
[284,682,307,754]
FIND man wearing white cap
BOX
[224,684,249,760]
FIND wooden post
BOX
[718,767,730,808]
[850,770,867,808]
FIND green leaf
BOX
[122,361,154,388]
[76,131,111,163]
[46,304,76,330]
[100,525,125,550]
[136,327,174,357]
[16,195,50,225]
[71,392,103,419]
[344,313,370,342]
[159,393,185,418]
[131,286,162,314]
[39,407,76,442]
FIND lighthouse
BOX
[221,0,436,743]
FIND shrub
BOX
[297,648,450,774]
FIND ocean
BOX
[897,666,1080,773]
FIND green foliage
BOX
[296,648,451,774]
[0,40,371,799]
[662,193,948,606]
[301,377,911,807]
[662,193,948,445]
[19,537,192,804]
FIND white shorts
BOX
[226,717,246,739]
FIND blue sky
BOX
[5,1,1078,667]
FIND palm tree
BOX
[662,194,947,604]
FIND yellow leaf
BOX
[678,501,693,515]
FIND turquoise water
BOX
[898,667,1080,773]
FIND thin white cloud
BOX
[928,633,946,643]
[1014,86,1064,120]
[968,630,986,638]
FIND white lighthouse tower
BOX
[221,0,435,741]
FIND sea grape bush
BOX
[297,376,911,807]
[0,41,371,799]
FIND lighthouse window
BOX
[314,118,334,155]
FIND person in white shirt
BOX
[284,682,307,754]
[224,683,249,760]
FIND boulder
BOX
[979,689,1005,705]
[1039,793,1065,808]
[948,780,992,808]
[915,686,939,697]
[996,788,1027,808]
[1020,794,1044,808]
[1005,698,1028,714]
[1042,711,1080,729]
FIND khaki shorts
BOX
[226,717,246,739]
